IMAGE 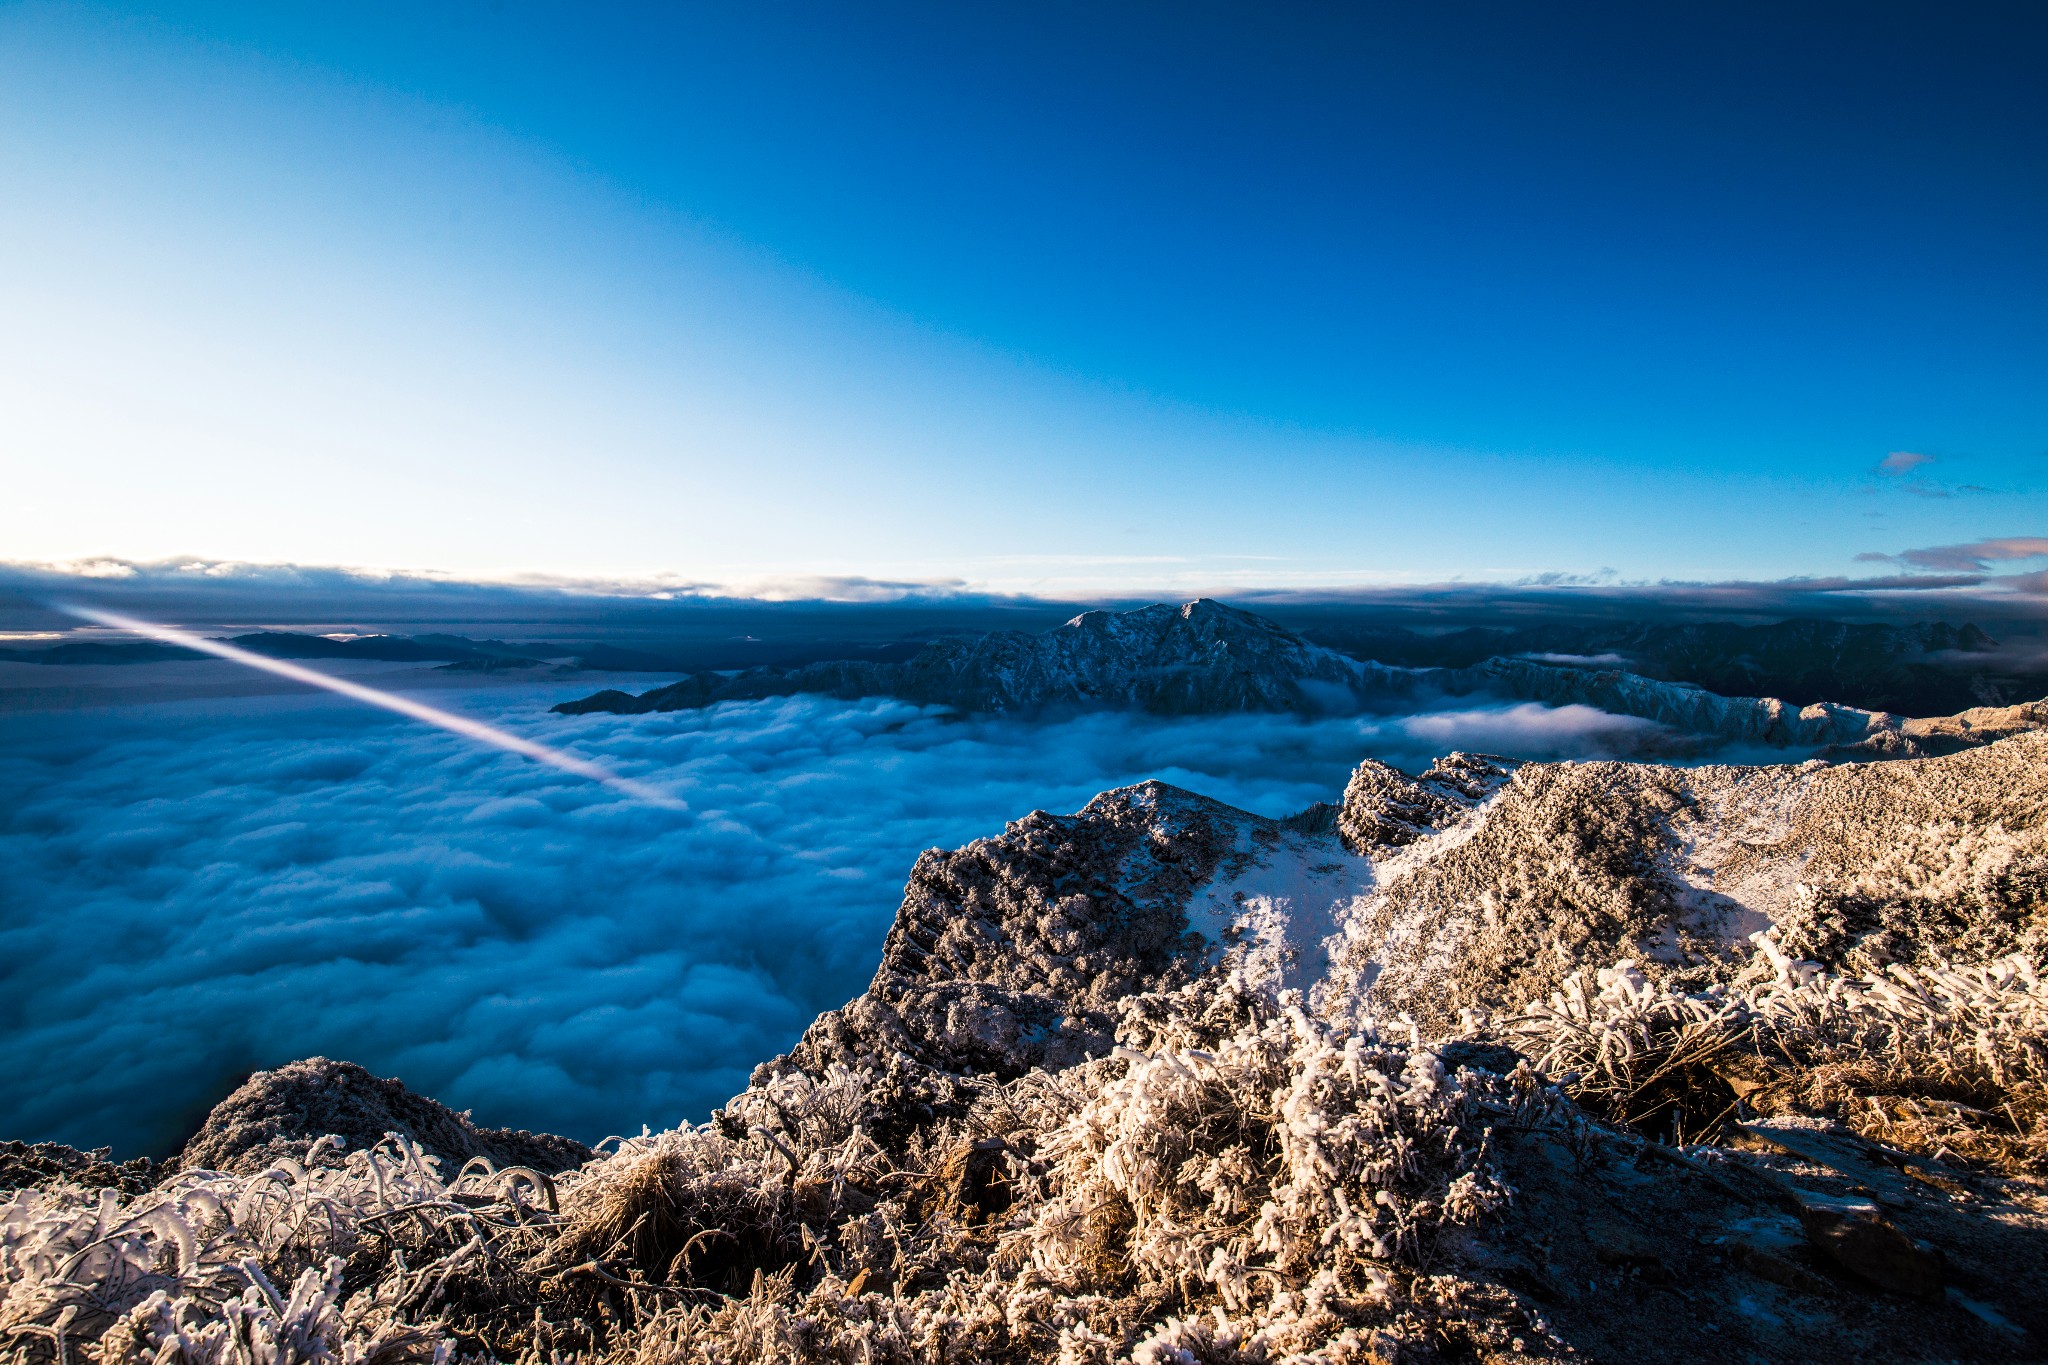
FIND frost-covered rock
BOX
[756,734,2048,1105]
[8,730,2048,1361]
[766,781,1353,1085]
[0,1142,158,1195]
[1327,731,2048,1033]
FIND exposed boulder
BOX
[176,1057,592,1176]
[769,781,1246,1083]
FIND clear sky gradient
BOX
[2,1,2043,597]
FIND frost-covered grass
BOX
[15,941,2047,1362]
[1516,934,2048,1171]
[599,976,1560,1364]
[0,1133,562,1365]
[2,978,1564,1365]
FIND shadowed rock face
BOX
[177,1058,592,1176]
[554,599,2047,759]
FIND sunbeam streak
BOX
[55,605,687,809]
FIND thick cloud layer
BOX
[0,682,1676,1157]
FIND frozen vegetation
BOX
[5,723,2047,1360]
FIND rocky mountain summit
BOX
[761,732,2046,1077]
[554,599,2048,760]
[556,599,1374,718]
[9,730,2045,1362]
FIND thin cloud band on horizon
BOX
[2,554,2042,614]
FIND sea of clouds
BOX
[0,682,1668,1156]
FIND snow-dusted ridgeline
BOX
[555,598,2048,758]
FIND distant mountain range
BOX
[11,605,2046,757]
[559,599,1367,717]
[554,599,2048,757]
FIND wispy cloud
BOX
[1870,450,1991,500]
[1879,450,1935,476]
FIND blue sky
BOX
[1,2,2043,595]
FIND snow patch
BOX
[1183,825,1375,993]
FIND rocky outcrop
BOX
[769,781,1356,1083]
[1893,697,2048,752]
[767,734,2048,1087]
[1336,750,1516,848]
[177,1057,592,1176]
[0,1141,159,1195]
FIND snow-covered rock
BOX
[769,780,1367,1083]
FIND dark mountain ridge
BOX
[1301,615,2038,715]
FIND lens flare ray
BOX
[57,605,686,809]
